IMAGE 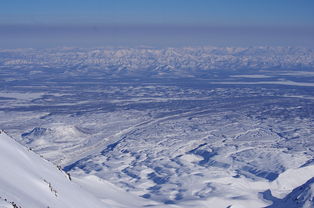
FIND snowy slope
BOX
[0,130,106,208]
[268,178,314,208]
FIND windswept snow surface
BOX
[1,46,314,207]
[1,129,313,208]
[0,131,107,208]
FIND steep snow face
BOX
[0,130,106,208]
[266,177,314,208]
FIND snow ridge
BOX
[0,130,106,208]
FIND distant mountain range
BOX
[0,47,313,78]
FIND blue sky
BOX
[0,0,313,48]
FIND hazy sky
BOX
[1,0,313,48]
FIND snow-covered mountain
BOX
[0,130,107,208]
[1,46,313,78]
[1,46,314,207]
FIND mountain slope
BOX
[0,130,106,208]
[266,177,314,208]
